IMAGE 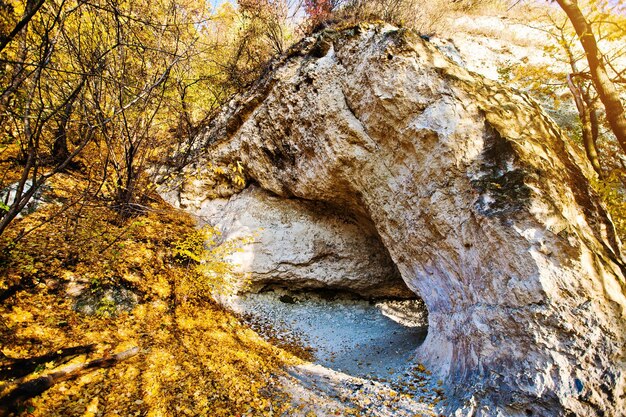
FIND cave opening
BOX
[203,186,430,379]
[227,209,429,380]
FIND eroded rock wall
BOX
[165,24,626,416]
[167,185,411,298]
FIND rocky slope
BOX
[163,23,626,416]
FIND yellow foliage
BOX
[0,175,299,417]
[206,160,248,192]
[173,223,255,296]
[591,171,626,241]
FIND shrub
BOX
[173,225,255,297]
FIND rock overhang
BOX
[162,23,626,417]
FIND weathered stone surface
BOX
[168,185,411,297]
[165,24,626,416]
[0,180,52,217]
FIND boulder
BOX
[164,24,626,416]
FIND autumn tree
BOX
[303,0,504,34]
[222,0,293,89]
[544,11,606,176]
[79,0,197,217]
[0,0,238,240]
[555,0,626,154]
[497,0,624,178]
[0,0,99,238]
[0,0,45,54]
[304,0,339,26]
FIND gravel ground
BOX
[223,290,445,416]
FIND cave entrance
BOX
[209,186,430,378]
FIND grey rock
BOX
[169,184,413,298]
[0,180,52,217]
[73,286,137,317]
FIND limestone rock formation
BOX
[169,185,411,297]
[164,23,626,416]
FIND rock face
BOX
[170,185,411,297]
[165,24,626,416]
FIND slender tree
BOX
[555,0,626,154]
[0,0,227,238]
[0,0,46,54]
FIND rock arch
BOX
[164,24,626,416]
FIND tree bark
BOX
[0,344,96,380]
[0,0,46,54]
[556,0,626,154]
[567,74,603,176]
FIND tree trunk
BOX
[52,120,70,164]
[0,345,96,380]
[567,74,602,176]
[0,0,46,54]
[556,0,626,154]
